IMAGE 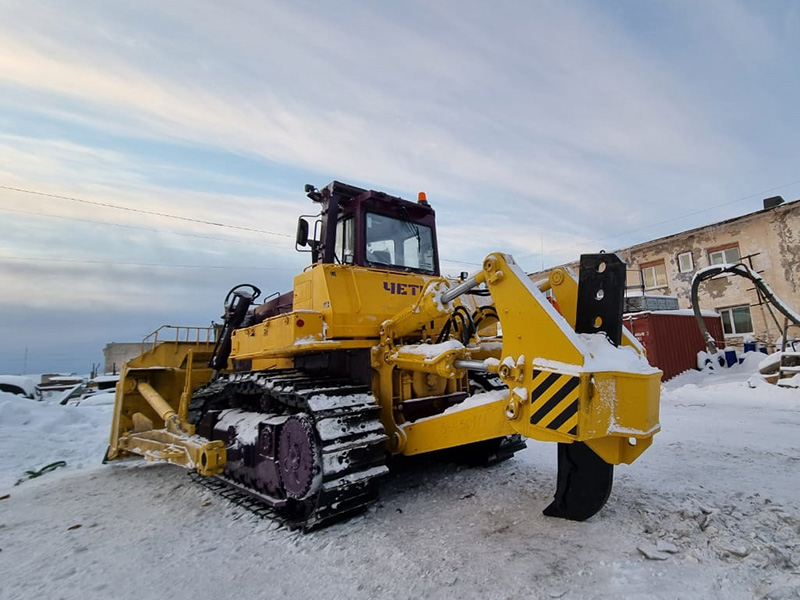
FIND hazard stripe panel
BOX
[529,369,580,436]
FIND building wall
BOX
[532,200,800,350]
[103,342,152,374]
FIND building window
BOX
[677,251,694,273]
[708,243,740,266]
[626,269,644,291]
[719,305,753,335]
[640,260,667,289]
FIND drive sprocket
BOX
[188,370,389,530]
[278,414,320,500]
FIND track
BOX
[188,370,390,531]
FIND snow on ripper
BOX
[106,181,662,530]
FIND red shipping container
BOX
[623,311,726,381]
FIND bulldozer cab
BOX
[297,181,441,277]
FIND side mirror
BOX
[304,184,322,202]
[296,218,309,247]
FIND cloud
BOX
[0,132,306,234]
[0,2,746,199]
[1,0,800,371]
[2,2,798,241]
[0,131,307,333]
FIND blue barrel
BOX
[724,348,738,367]
[743,342,756,353]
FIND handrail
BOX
[141,325,218,355]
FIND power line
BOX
[0,255,299,270]
[518,176,800,262]
[589,177,800,246]
[0,206,287,248]
[440,258,481,267]
[0,184,293,238]
[1,187,479,267]
[1,253,481,272]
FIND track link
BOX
[188,370,389,531]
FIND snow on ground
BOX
[0,390,114,489]
[1,361,799,600]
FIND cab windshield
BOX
[365,212,434,274]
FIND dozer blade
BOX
[543,442,613,521]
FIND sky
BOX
[1,0,799,374]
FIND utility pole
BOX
[540,232,544,271]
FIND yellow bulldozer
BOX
[106,181,661,529]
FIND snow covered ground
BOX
[1,360,799,600]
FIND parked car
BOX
[0,375,38,399]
